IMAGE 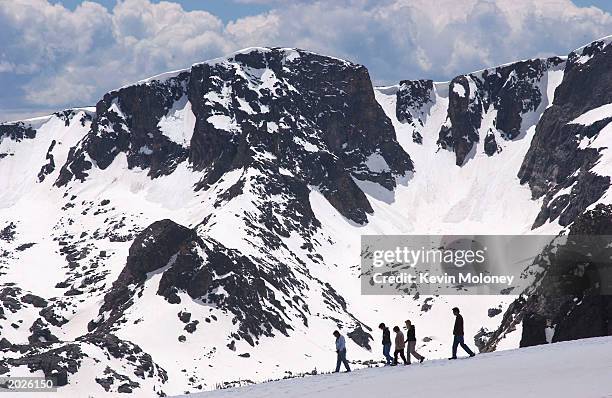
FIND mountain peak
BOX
[132,47,354,88]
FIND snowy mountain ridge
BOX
[0,37,612,396]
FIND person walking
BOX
[379,323,393,365]
[450,307,476,359]
[333,330,351,373]
[392,326,408,365]
[404,320,425,364]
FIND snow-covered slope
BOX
[180,336,612,398]
[0,38,611,397]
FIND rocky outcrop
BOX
[55,74,190,186]
[0,122,36,142]
[156,236,297,346]
[187,49,411,223]
[0,333,168,394]
[396,79,434,127]
[483,130,499,156]
[483,58,564,139]
[520,40,612,228]
[347,325,373,350]
[436,57,563,166]
[37,140,57,182]
[55,48,411,224]
[438,75,483,165]
[485,204,612,351]
[91,218,370,348]
[88,219,194,333]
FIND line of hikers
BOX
[333,307,475,373]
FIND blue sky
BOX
[572,0,612,12]
[3,0,612,121]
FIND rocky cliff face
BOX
[483,204,612,351]
[478,38,612,352]
[519,39,612,228]
[434,57,564,166]
[57,48,411,224]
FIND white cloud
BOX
[1,0,612,120]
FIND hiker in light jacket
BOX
[333,330,351,373]
[404,320,425,364]
[392,326,408,365]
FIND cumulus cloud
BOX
[1,0,612,121]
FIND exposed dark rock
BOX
[347,325,372,350]
[95,365,142,394]
[15,243,36,251]
[79,333,168,384]
[0,223,16,242]
[485,204,612,350]
[118,383,136,393]
[22,294,48,308]
[0,343,82,386]
[487,307,502,317]
[55,48,411,224]
[125,220,194,278]
[483,130,499,156]
[89,219,195,333]
[91,212,367,351]
[482,57,563,139]
[178,311,191,323]
[64,288,83,296]
[0,338,13,350]
[56,73,191,186]
[7,335,167,391]
[53,109,90,127]
[421,297,434,312]
[412,130,423,144]
[28,318,60,344]
[156,236,295,345]
[438,76,482,166]
[0,122,36,142]
[184,321,199,334]
[0,286,23,312]
[396,79,433,125]
[38,140,57,182]
[40,305,69,327]
[438,57,562,165]
[520,41,612,227]
[474,328,494,352]
[4,42,612,395]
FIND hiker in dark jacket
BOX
[392,326,408,365]
[379,323,393,365]
[450,307,475,359]
[333,330,351,372]
[404,320,425,364]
